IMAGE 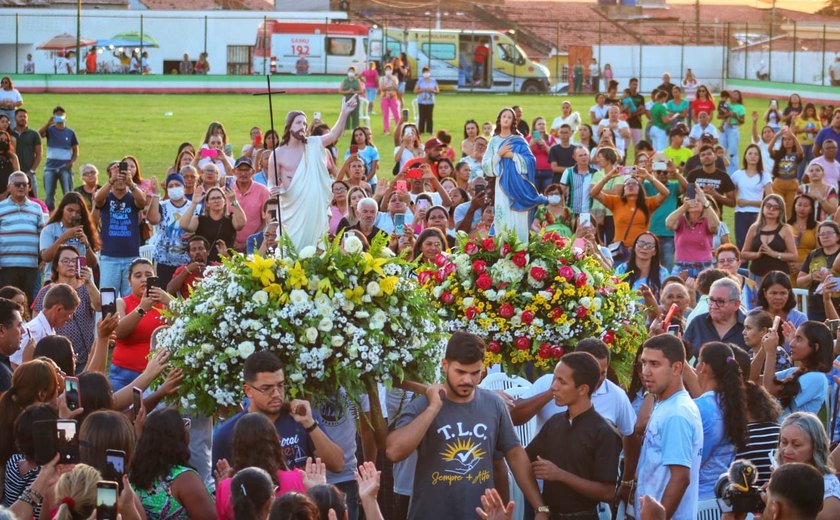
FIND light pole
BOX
[75,0,81,74]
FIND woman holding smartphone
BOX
[40,192,100,280]
[110,258,170,392]
[179,186,245,263]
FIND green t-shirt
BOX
[728,103,746,127]
[651,103,669,130]
[645,179,680,237]
[591,170,622,217]
[664,146,694,168]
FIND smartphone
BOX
[118,161,129,173]
[405,168,423,180]
[65,377,81,411]
[621,166,636,176]
[663,303,679,328]
[199,148,218,159]
[474,184,486,195]
[56,419,79,464]
[579,212,591,227]
[225,176,235,190]
[416,199,431,211]
[401,108,410,120]
[313,112,322,121]
[70,215,83,227]
[771,315,781,332]
[254,134,262,147]
[394,180,407,192]
[349,144,359,155]
[104,449,126,487]
[101,288,117,317]
[224,143,233,155]
[75,256,87,277]
[532,130,540,140]
[33,420,57,465]
[96,481,119,520]
[653,161,667,171]
[145,276,160,297]
[827,319,840,335]
[667,324,681,336]
[132,387,143,412]
[686,182,697,200]
[770,99,778,109]
[394,213,406,236]
[572,238,586,250]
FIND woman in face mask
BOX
[339,66,363,131]
[413,67,439,135]
[379,64,400,136]
[146,172,191,287]
[532,183,573,236]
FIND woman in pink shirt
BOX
[665,184,721,277]
[215,413,309,520]
[361,61,379,117]
[526,116,557,193]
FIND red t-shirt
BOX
[112,294,165,372]
[474,46,489,64]
[171,265,204,298]
[691,99,716,120]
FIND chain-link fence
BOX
[1,9,838,90]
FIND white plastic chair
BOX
[139,244,155,267]
[358,96,371,128]
[792,288,809,315]
[479,371,531,391]
[696,499,722,520]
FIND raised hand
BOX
[300,457,327,489]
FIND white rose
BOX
[344,235,364,254]
[252,290,269,305]
[305,327,319,343]
[238,341,256,359]
[290,289,309,306]
[331,335,345,347]
[299,245,317,259]
[484,289,497,301]
[201,343,214,354]
[580,296,592,309]
[366,281,381,297]
[289,372,304,384]
[462,297,475,308]
[224,347,237,357]
[318,318,334,332]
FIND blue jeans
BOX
[672,261,714,279]
[735,212,757,250]
[334,479,360,520]
[658,236,675,272]
[109,364,142,392]
[43,160,73,210]
[535,169,553,193]
[99,255,135,297]
[799,143,814,178]
[187,412,215,490]
[720,125,740,174]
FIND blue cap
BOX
[165,172,185,187]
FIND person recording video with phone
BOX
[167,235,211,299]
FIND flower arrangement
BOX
[416,232,646,382]
[157,234,444,415]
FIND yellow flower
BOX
[380,276,399,295]
[245,255,276,286]
[362,253,387,276]
[265,283,287,303]
[287,261,308,289]
[343,286,365,303]
[318,278,334,296]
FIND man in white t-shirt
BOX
[463,136,487,179]
[687,111,720,147]
[510,338,636,435]
[830,54,840,87]
[13,283,79,368]
[596,105,631,156]
[809,139,840,189]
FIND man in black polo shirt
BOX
[626,78,647,147]
[548,124,576,185]
[527,351,621,519]
[686,144,735,212]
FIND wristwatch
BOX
[537,506,550,514]
[136,307,147,317]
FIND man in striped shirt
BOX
[0,171,44,298]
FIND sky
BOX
[667,0,828,14]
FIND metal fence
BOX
[2,10,838,89]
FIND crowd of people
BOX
[1,71,840,519]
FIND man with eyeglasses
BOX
[0,171,43,299]
[212,351,343,473]
[0,297,25,392]
[684,277,747,357]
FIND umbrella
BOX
[37,33,96,51]
[97,31,160,49]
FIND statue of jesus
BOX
[266,95,358,252]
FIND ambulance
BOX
[367,27,551,93]
[252,20,370,75]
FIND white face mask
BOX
[347,72,355,78]
[385,70,392,76]
[548,195,562,205]
[423,72,431,79]
[168,186,185,200]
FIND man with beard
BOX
[386,332,549,520]
[403,137,444,178]
[167,235,211,298]
[267,95,357,251]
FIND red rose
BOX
[576,306,588,318]
[538,348,551,359]
[559,265,575,282]
[550,308,564,321]
[435,270,447,283]
[441,291,455,304]
[501,244,512,257]
[529,266,547,281]
[499,303,515,319]
[515,336,531,351]
[542,232,559,244]
[603,330,615,345]
[418,271,432,285]
[555,236,568,248]
[472,260,487,274]
[464,242,479,256]
[476,273,493,290]
[511,251,527,268]
[444,262,457,276]
[487,340,501,354]
[521,310,535,324]
[551,346,565,358]
[482,237,496,252]
[465,307,478,320]
[575,272,588,287]
[434,254,448,267]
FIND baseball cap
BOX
[424,138,443,150]
[234,157,254,169]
